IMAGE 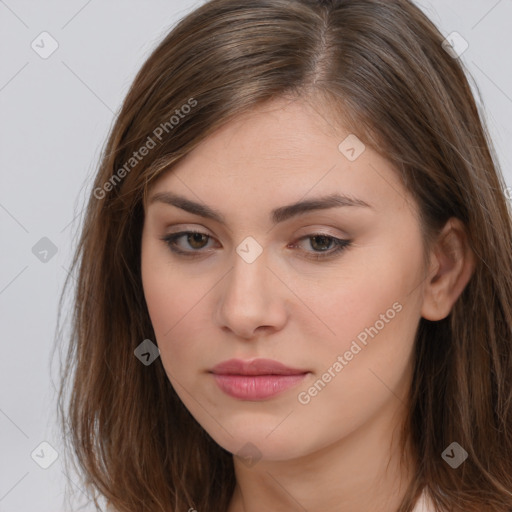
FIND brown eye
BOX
[309,235,335,251]
[161,231,217,257]
[187,233,209,249]
[161,231,351,261]
[290,234,352,261]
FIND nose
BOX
[213,248,288,340]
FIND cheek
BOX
[290,247,421,444]
[141,252,216,380]
[143,276,189,341]
[298,240,422,350]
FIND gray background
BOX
[1,1,511,511]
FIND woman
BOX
[57,0,512,511]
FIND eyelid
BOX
[160,228,352,261]
[165,223,348,239]
[293,225,349,239]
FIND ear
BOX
[421,217,476,321]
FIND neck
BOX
[227,396,415,512]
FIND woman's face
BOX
[141,96,429,462]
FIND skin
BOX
[140,96,475,512]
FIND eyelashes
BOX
[160,230,352,261]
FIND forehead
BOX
[146,96,411,218]
[186,96,347,167]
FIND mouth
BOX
[210,358,310,400]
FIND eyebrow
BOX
[148,191,372,225]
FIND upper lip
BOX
[211,358,308,376]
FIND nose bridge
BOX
[226,245,270,305]
[214,243,287,337]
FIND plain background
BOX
[1,1,511,510]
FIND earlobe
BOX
[420,218,476,321]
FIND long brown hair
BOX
[56,0,512,510]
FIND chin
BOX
[202,417,314,464]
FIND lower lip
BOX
[212,373,308,400]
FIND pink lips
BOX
[210,358,309,401]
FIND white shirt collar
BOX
[412,489,436,512]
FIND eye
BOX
[161,230,218,258]
[289,234,352,261]
[160,231,352,261]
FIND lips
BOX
[211,358,308,375]
[210,358,309,400]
